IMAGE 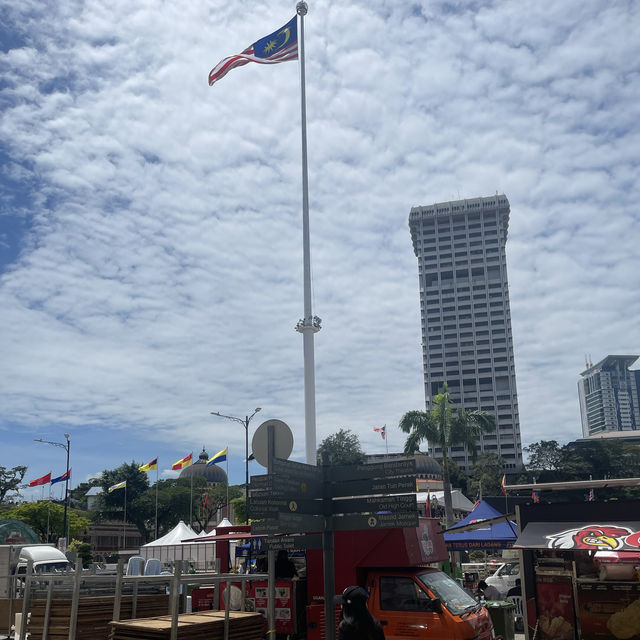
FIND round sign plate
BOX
[251,419,294,467]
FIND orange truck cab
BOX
[306,518,494,640]
[365,567,493,640]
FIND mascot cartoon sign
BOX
[546,525,640,550]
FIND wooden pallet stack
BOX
[110,610,264,640]
[28,594,172,640]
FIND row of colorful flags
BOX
[28,448,229,489]
[28,469,71,487]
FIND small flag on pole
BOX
[29,472,51,487]
[172,453,193,471]
[208,16,298,86]
[138,458,158,472]
[501,474,507,495]
[588,488,595,502]
[532,478,540,503]
[51,469,71,485]
[373,425,386,440]
[108,480,127,493]
[207,448,227,466]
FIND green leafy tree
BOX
[317,429,366,465]
[193,482,242,531]
[400,383,496,527]
[232,496,247,524]
[68,540,93,566]
[0,466,27,504]
[524,440,563,473]
[100,461,151,538]
[468,453,507,497]
[7,501,90,542]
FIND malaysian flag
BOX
[373,425,386,440]
[209,16,298,86]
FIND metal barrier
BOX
[3,558,268,640]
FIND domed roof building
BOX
[179,448,227,484]
[364,451,442,492]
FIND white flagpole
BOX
[155,464,159,540]
[123,483,127,550]
[295,1,319,466]
[226,447,229,519]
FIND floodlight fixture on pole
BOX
[34,434,71,544]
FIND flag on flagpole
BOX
[208,16,298,86]
[29,472,51,487]
[51,469,71,485]
[207,448,227,466]
[108,480,127,493]
[203,493,210,510]
[373,425,386,440]
[172,453,193,471]
[532,478,540,503]
[588,488,595,502]
[138,458,158,472]
[501,474,507,495]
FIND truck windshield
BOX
[35,562,69,574]
[418,571,478,616]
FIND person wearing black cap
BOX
[336,585,385,640]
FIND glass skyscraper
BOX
[409,195,523,471]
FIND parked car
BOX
[484,561,520,597]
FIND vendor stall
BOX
[514,499,640,640]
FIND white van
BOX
[484,561,520,597]
[14,546,70,575]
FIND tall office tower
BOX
[409,195,523,471]
[578,355,640,437]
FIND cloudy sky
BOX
[2,0,639,497]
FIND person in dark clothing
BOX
[336,585,385,640]
[274,550,298,579]
[506,578,521,598]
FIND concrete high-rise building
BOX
[578,355,640,437]
[409,195,523,471]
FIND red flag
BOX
[501,474,507,495]
[29,472,51,487]
[203,493,210,510]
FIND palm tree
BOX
[399,383,496,528]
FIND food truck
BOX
[193,518,495,640]
[514,498,640,640]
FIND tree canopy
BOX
[7,501,90,542]
[317,428,366,465]
[0,465,27,504]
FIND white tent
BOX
[140,521,219,570]
[416,490,475,515]
[144,521,197,547]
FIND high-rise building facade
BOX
[578,355,640,437]
[409,195,523,471]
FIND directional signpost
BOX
[249,431,419,640]
[262,533,323,551]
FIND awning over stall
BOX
[514,521,640,551]
[444,500,517,550]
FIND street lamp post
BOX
[210,407,261,569]
[34,434,71,546]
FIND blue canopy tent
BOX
[444,500,518,550]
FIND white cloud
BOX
[1,0,639,484]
